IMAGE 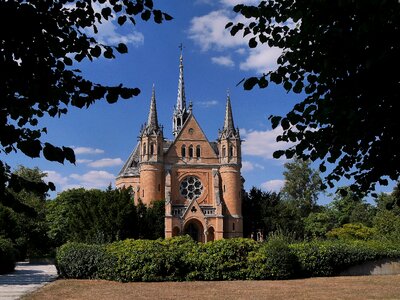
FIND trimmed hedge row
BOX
[56,237,400,281]
[0,237,16,274]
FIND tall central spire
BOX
[173,49,190,137]
[176,52,186,111]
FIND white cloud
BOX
[188,10,248,51]
[197,100,219,108]
[73,147,105,155]
[242,161,265,172]
[88,158,124,168]
[241,127,293,159]
[96,21,144,46]
[76,159,93,164]
[239,45,281,74]
[211,55,235,67]
[220,0,259,6]
[44,170,69,186]
[70,171,115,189]
[261,179,285,192]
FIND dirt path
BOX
[25,275,400,300]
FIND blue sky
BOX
[3,0,395,202]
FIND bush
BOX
[56,242,115,279]
[55,238,400,281]
[107,236,197,282]
[248,235,298,279]
[0,237,16,274]
[185,238,259,280]
[290,239,400,277]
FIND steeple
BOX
[173,49,190,137]
[219,91,240,139]
[176,53,186,111]
[141,84,162,136]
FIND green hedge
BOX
[291,240,400,277]
[56,242,116,279]
[0,237,16,274]
[56,237,400,281]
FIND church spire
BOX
[142,84,162,136]
[176,52,186,111]
[173,48,190,137]
[224,91,235,132]
[219,91,239,139]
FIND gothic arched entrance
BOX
[184,219,204,242]
[207,227,215,242]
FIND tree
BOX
[281,157,322,217]
[242,187,304,239]
[228,1,400,195]
[329,187,375,227]
[0,0,171,191]
[0,166,51,258]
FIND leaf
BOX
[63,146,76,164]
[243,77,259,90]
[273,150,285,159]
[118,15,127,25]
[141,10,151,21]
[17,140,42,158]
[116,43,128,54]
[258,76,268,88]
[269,116,282,129]
[64,57,73,66]
[225,22,233,29]
[43,143,65,164]
[153,10,162,24]
[281,118,290,130]
[163,13,173,21]
[90,45,101,58]
[101,7,112,20]
[144,0,153,9]
[106,91,119,103]
[249,37,258,48]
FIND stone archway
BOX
[184,219,204,242]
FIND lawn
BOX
[24,275,400,300]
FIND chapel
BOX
[116,53,243,242]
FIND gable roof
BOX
[166,113,219,158]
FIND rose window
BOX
[180,176,203,200]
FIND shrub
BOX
[290,239,400,277]
[248,235,298,279]
[56,242,115,279]
[107,236,197,282]
[0,237,16,274]
[185,238,259,280]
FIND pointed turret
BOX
[142,85,162,136]
[219,91,240,140]
[173,51,190,137]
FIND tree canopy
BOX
[0,0,171,192]
[228,0,400,195]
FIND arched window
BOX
[229,146,234,157]
[196,145,201,158]
[158,145,161,154]
[232,222,235,231]
[181,145,186,157]
[189,145,194,158]
[222,146,226,157]
[143,143,147,155]
[177,118,181,127]
[150,143,154,155]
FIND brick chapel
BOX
[116,53,243,242]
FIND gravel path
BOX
[0,262,57,300]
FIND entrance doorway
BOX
[184,220,204,242]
